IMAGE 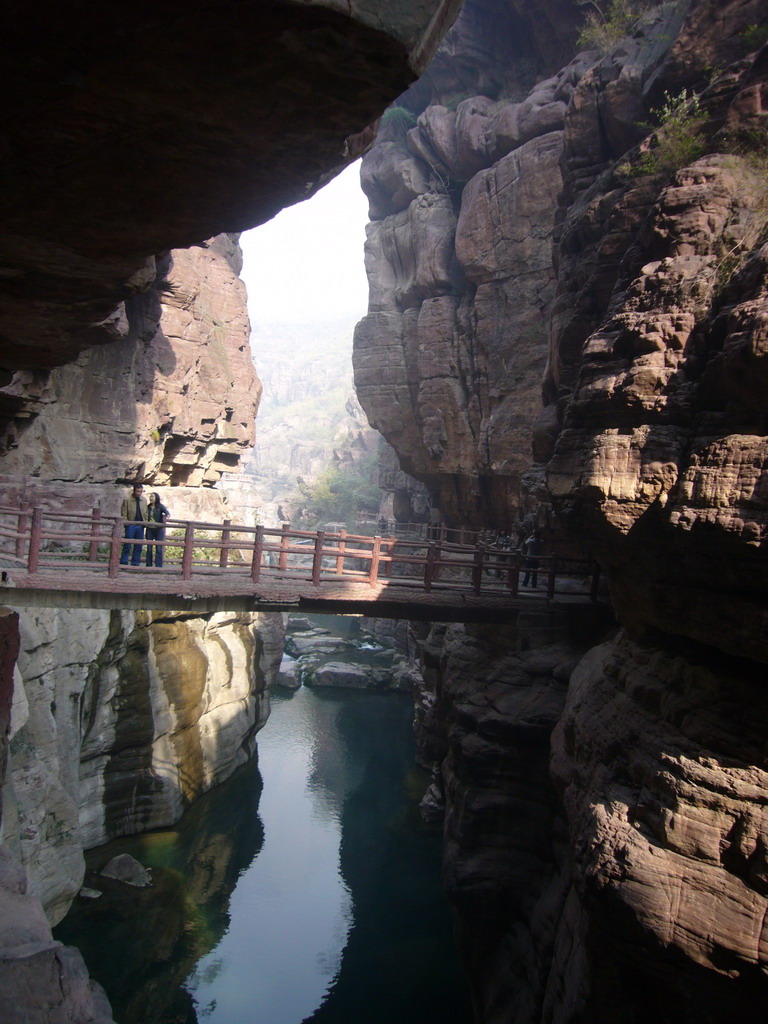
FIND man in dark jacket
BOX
[521,529,543,588]
[119,483,148,565]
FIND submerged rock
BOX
[100,854,151,889]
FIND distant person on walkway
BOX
[378,515,388,534]
[428,507,442,540]
[521,529,543,588]
[120,483,148,566]
[145,492,170,568]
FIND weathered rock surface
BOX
[310,661,374,688]
[549,632,768,1021]
[100,854,150,889]
[0,235,258,492]
[412,622,583,1023]
[358,0,768,1020]
[0,845,115,1024]
[2,606,283,924]
[354,0,585,526]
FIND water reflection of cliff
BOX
[304,693,472,1024]
[53,757,265,1024]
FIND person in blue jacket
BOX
[145,492,170,567]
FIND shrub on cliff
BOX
[379,105,417,143]
[577,0,658,52]
[628,89,707,179]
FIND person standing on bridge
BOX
[521,529,543,588]
[120,483,148,566]
[145,492,170,568]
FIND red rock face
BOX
[360,1,768,1019]
[0,235,258,497]
[547,10,768,659]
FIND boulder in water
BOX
[100,854,151,888]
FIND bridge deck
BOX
[0,505,603,622]
[0,562,589,621]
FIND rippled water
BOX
[56,685,472,1024]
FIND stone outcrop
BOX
[353,0,594,525]
[550,632,768,1021]
[411,620,587,1023]
[282,617,409,690]
[0,846,115,1024]
[0,235,259,493]
[546,33,768,661]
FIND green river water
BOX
[55,683,472,1023]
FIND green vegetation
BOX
[628,88,707,179]
[380,105,418,141]
[443,91,474,112]
[297,451,381,527]
[577,0,656,53]
[742,22,768,52]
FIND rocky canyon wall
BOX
[3,606,283,925]
[356,0,768,1020]
[353,0,590,527]
[0,231,284,926]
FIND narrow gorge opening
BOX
[50,164,474,1023]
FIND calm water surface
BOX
[56,686,472,1024]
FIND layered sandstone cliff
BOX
[353,0,592,526]
[357,0,768,1019]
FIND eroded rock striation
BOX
[358,0,768,1019]
[354,0,593,525]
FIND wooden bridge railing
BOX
[0,505,601,601]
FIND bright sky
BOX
[239,160,370,326]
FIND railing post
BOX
[508,554,520,597]
[27,507,43,574]
[424,543,436,593]
[379,538,393,578]
[472,546,484,595]
[251,525,264,583]
[336,529,347,575]
[311,531,325,586]
[15,505,29,560]
[369,535,382,587]
[590,561,601,602]
[182,524,194,580]
[220,519,231,568]
[432,542,441,582]
[88,506,102,562]
[547,556,557,599]
[108,519,122,577]
[279,523,291,571]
